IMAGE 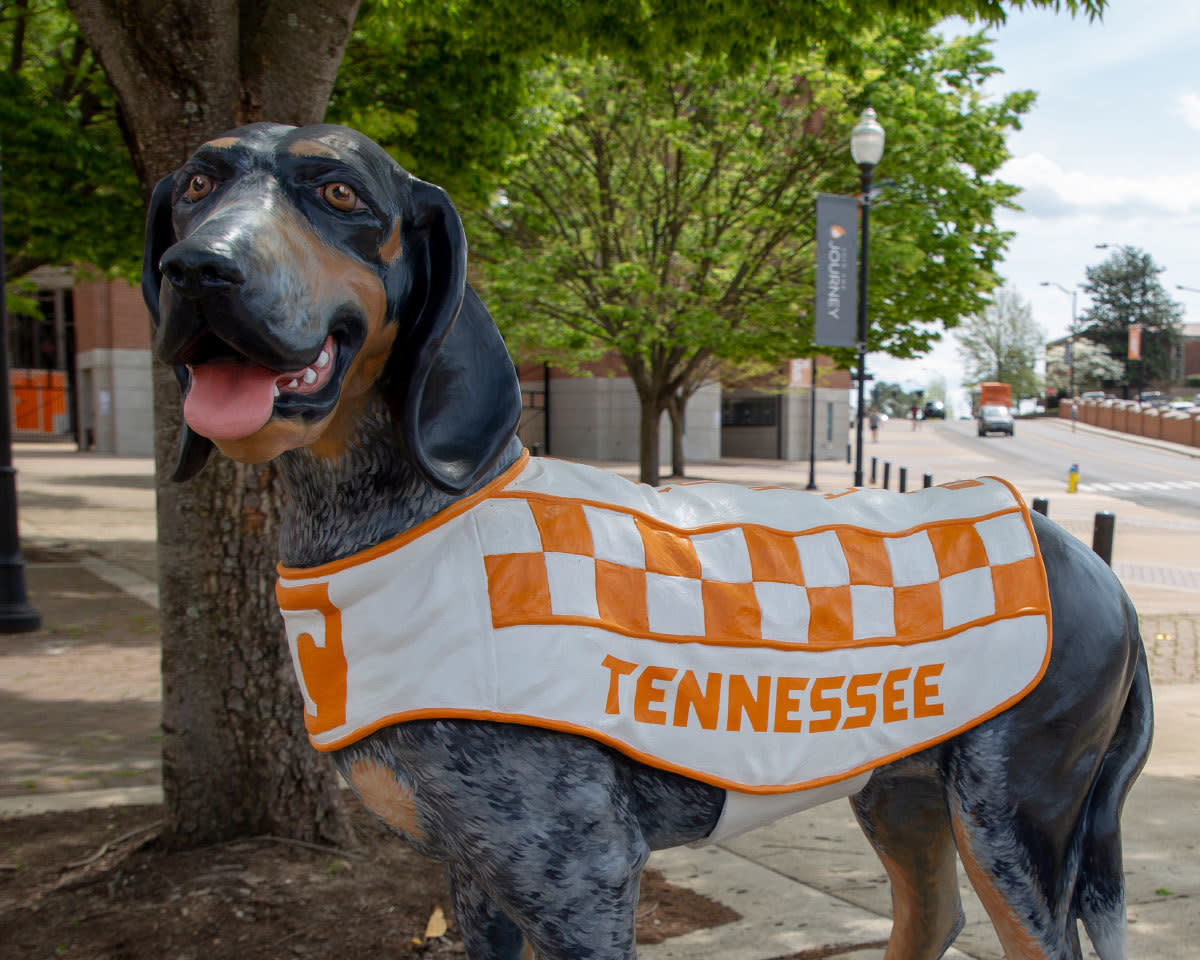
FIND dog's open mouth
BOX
[183,334,342,441]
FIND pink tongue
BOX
[183,360,280,440]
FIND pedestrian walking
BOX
[869,408,880,443]
[911,402,919,430]
[1071,398,1078,433]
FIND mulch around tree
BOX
[0,802,738,959]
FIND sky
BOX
[867,0,1200,416]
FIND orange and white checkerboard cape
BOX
[277,451,1052,841]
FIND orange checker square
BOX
[991,556,1050,619]
[484,553,552,625]
[743,526,804,584]
[926,522,990,578]
[528,498,594,556]
[804,585,853,646]
[636,519,702,579]
[892,581,944,638]
[837,528,893,586]
[700,580,762,643]
[596,559,650,633]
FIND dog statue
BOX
[144,123,1152,960]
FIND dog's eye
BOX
[320,182,359,212]
[185,174,215,203]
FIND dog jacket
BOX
[277,451,1052,841]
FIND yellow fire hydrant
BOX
[1067,463,1080,493]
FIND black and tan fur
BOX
[144,123,1152,960]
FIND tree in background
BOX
[474,27,1033,484]
[870,381,926,419]
[1045,338,1123,397]
[1078,246,1183,397]
[0,0,140,284]
[53,0,1109,849]
[956,284,1043,398]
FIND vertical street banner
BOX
[1128,323,1143,361]
[814,194,858,348]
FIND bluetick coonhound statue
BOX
[144,123,1152,960]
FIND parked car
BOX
[1137,390,1171,407]
[1079,390,1106,402]
[922,400,946,420]
[977,404,1014,437]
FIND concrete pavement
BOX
[2,420,1198,958]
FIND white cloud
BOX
[1180,93,1200,132]
[1001,153,1200,218]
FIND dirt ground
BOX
[0,803,737,959]
[0,552,738,957]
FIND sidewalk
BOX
[2,430,1198,958]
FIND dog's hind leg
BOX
[852,762,965,960]
[1077,646,1153,960]
[448,864,530,960]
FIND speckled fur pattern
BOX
[146,123,1154,960]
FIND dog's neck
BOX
[275,395,523,569]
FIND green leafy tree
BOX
[956,284,1043,398]
[1078,246,1183,396]
[870,381,924,419]
[61,0,1109,849]
[473,27,1033,484]
[0,0,141,281]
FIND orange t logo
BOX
[275,580,348,736]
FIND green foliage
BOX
[0,0,142,281]
[469,29,1032,478]
[870,381,925,418]
[1078,246,1184,388]
[956,284,1043,398]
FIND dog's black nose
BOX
[160,244,246,299]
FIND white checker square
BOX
[545,553,599,618]
[646,573,705,636]
[692,528,753,583]
[475,499,543,556]
[884,531,939,586]
[793,530,850,587]
[584,506,646,568]
[940,567,996,628]
[754,581,810,642]
[975,513,1035,566]
[851,584,896,640]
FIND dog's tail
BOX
[1074,620,1154,960]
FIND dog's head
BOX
[143,122,521,491]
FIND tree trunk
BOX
[666,393,686,479]
[638,397,663,486]
[67,0,361,849]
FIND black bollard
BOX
[870,457,877,485]
[1092,512,1115,566]
[899,466,907,493]
[923,473,933,488]
[882,461,891,490]
[1032,497,1049,516]
[846,443,851,464]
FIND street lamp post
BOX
[1040,281,1079,399]
[850,107,885,488]
[0,174,41,633]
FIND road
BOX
[937,415,1200,520]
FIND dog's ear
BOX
[390,179,521,493]
[142,172,216,481]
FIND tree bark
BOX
[67,0,361,849]
[666,393,685,479]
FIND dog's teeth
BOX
[316,350,330,369]
[303,367,318,385]
[287,378,300,389]
[273,384,281,398]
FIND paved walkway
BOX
[2,424,1198,958]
